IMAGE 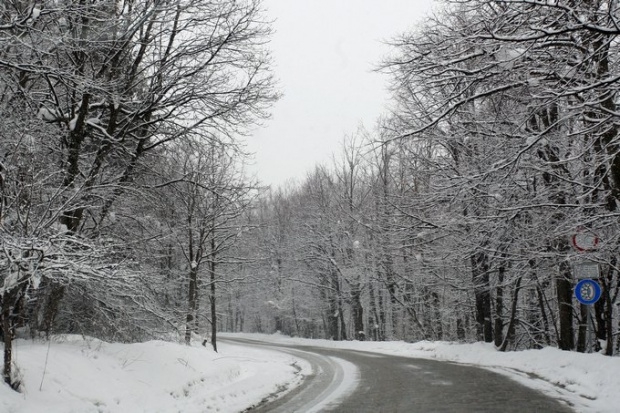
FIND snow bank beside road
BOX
[222,332,620,413]
[0,335,309,413]
[3,332,616,413]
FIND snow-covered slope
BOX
[0,335,308,413]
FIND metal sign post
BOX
[574,279,602,352]
[587,305,594,353]
[570,229,601,351]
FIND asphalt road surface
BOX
[226,338,574,413]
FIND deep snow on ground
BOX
[221,332,620,413]
[0,335,309,413]
[1,332,618,412]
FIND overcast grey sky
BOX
[245,0,434,187]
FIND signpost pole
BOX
[571,229,601,353]
[587,306,593,353]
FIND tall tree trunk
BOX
[185,267,198,345]
[2,294,14,388]
[472,251,493,342]
[338,304,347,341]
[494,262,505,347]
[431,291,443,340]
[291,288,301,336]
[369,281,385,341]
[210,238,217,352]
[596,263,616,356]
[499,276,523,352]
[1,286,21,390]
[556,261,574,351]
[456,318,466,341]
[336,279,347,341]
[327,296,339,340]
[536,285,552,346]
[351,285,364,340]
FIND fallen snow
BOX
[0,335,309,413]
[2,332,618,412]
[222,332,619,413]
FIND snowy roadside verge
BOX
[0,335,310,413]
[221,332,619,413]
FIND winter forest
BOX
[2,0,620,392]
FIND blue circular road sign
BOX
[575,279,602,305]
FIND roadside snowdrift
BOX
[3,333,618,413]
[0,335,308,413]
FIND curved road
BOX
[226,338,574,413]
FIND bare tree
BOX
[1,0,277,387]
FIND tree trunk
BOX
[556,261,574,351]
[327,303,339,340]
[210,239,217,352]
[536,286,552,346]
[351,286,364,340]
[456,318,466,341]
[499,276,522,352]
[1,287,20,390]
[289,288,299,336]
[369,281,386,341]
[185,267,198,345]
[336,277,347,340]
[494,263,505,347]
[338,299,347,341]
[599,273,615,356]
[472,251,493,342]
[2,295,14,388]
[431,291,443,340]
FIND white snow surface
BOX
[2,332,619,412]
[0,335,309,413]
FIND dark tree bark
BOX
[456,318,466,341]
[536,286,552,346]
[499,276,522,352]
[556,261,575,351]
[327,295,339,340]
[472,251,493,343]
[210,238,218,353]
[185,267,198,345]
[351,286,364,340]
[494,262,506,347]
[2,293,14,388]
[370,281,386,341]
[1,285,24,390]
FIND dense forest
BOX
[2,0,620,391]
